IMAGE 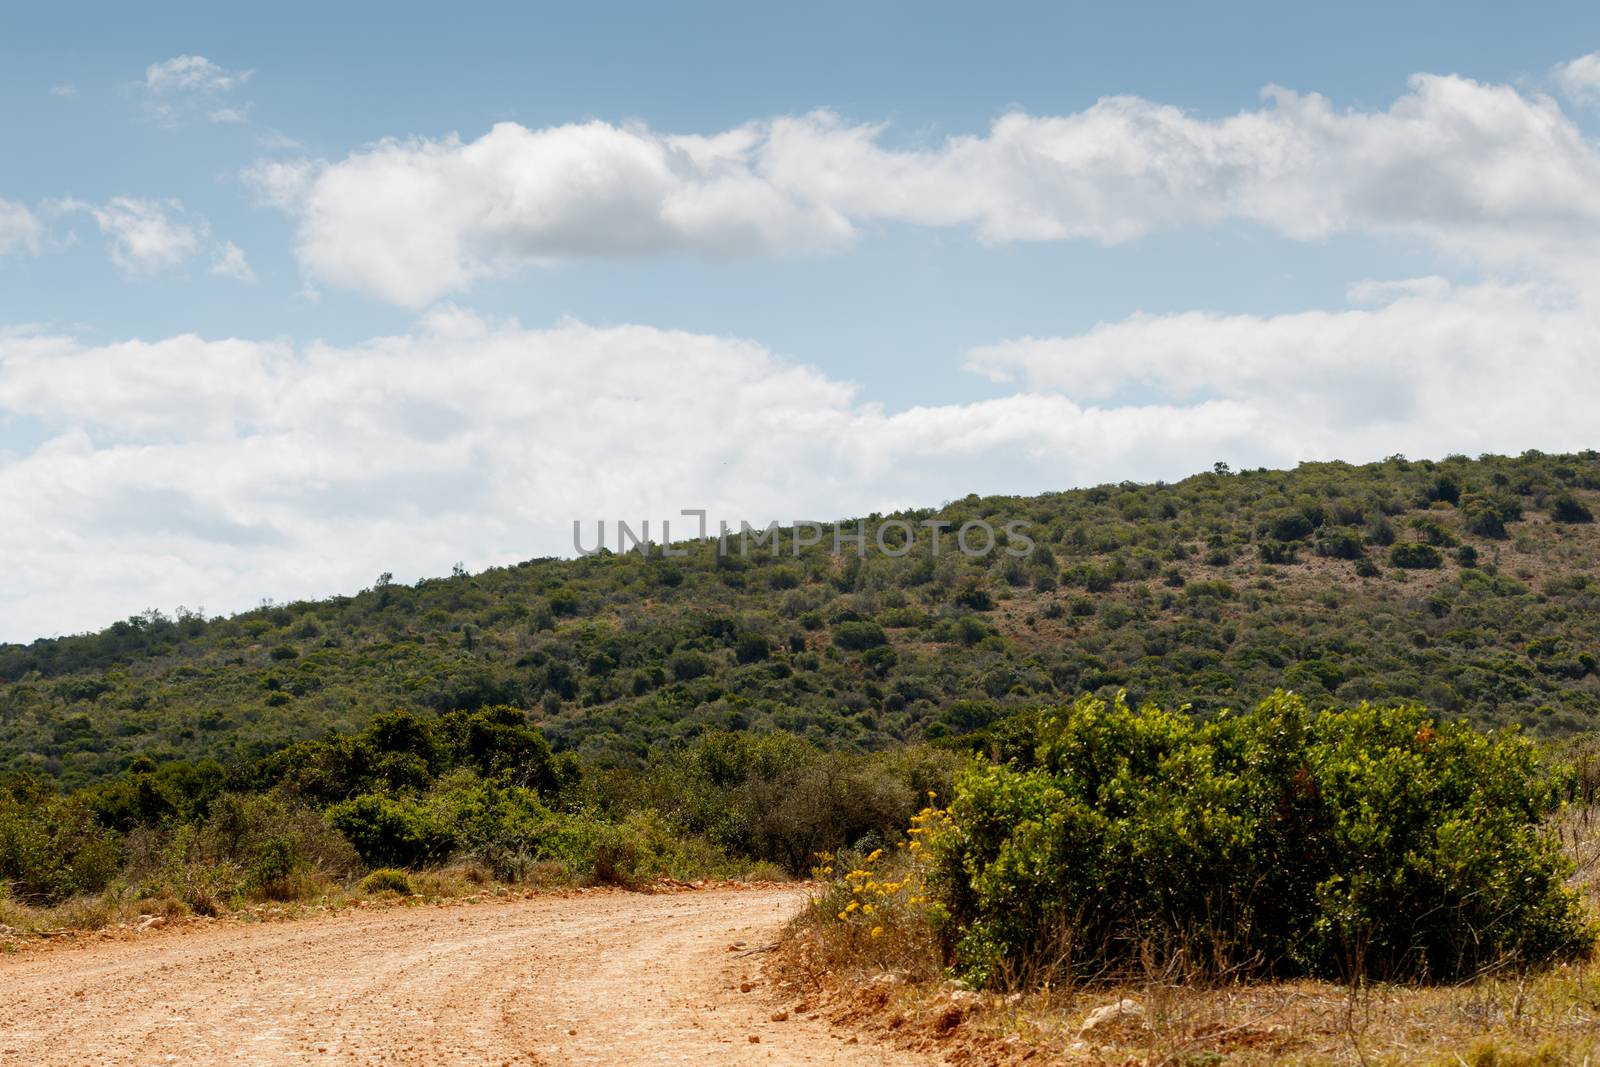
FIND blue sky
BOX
[3,2,1600,638]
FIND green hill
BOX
[5,449,1600,787]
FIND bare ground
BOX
[0,885,938,1066]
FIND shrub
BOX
[832,621,888,651]
[141,826,246,915]
[953,581,995,611]
[1315,529,1365,560]
[1391,543,1444,569]
[1258,540,1299,564]
[1411,517,1459,547]
[0,778,120,904]
[426,773,560,882]
[127,792,359,908]
[327,794,455,868]
[1463,494,1519,539]
[801,837,946,982]
[1551,493,1595,524]
[735,632,771,665]
[201,793,359,899]
[1263,513,1315,542]
[668,649,712,682]
[927,692,1591,986]
[358,867,414,896]
[953,616,994,646]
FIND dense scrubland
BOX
[6,450,1600,1060]
[4,450,1600,787]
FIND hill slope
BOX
[5,449,1600,786]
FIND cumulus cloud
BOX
[3,289,1599,638]
[246,122,852,305]
[142,54,252,126]
[49,84,78,99]
[250,70,1600,304]
[0,199,42,256]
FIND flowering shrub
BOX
[805,801,949,978]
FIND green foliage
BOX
[621,731,958,874]
[1552,493,1595,524]
[1392,543,1444,569]
[0,776,120,904]
[1463,493,1520,539]
[357,867,414,896]
[1315,529,1366,560]
[929,693,1592,987]
[4,452,1600,789]
[327,794,455,869]
[831,620,888,651]
[1412,517,1459,547]
[133,791,359,908]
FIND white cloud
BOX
[144,55,249,94]
[240,158,318,211]
[247,121,851,305]
[965,279,1599,460]
[1555,51,1600,106]
[70,197,201,274]
[142,55,252,126]
[3,289,1599,638]
[0,313,1238,637]
[251,70,1600,305]
[209,241,255,282]
[49,84,78,99]
[52,197,253,279]
[0,199,42,256]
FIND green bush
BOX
[426,773,563,882]
[624,732,955,874]
[1551,493,1594,524]
[1263,513,1315,542]
[1391,543,1444,569]
[357,867,414,896]
[1411,517,1458,547]
[832,621,889,651]
[1315,529,1365,560]
[1462,494,1519,539]
[929,692,1591,986]
[0,777,120,904]
[327,794,455,868]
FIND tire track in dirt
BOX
[0,885,934,1065]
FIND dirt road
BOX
[0,885,934,1066]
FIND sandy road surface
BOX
[0,885,934,1066]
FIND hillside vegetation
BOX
[4,450,1600,788]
